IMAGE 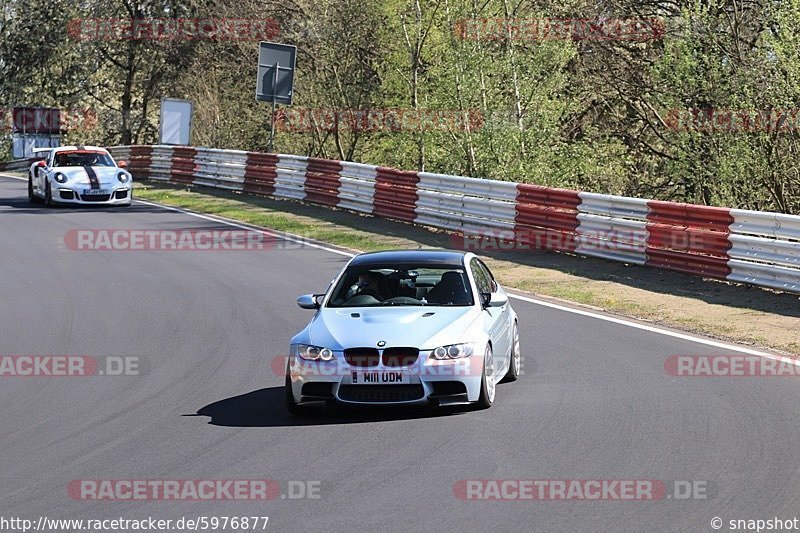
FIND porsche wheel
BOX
[44,182,53,208]
[28,177,40,203]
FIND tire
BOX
[474,344,496,410]
[501,322,520,383]
[28,177,40,203]
[44,182,53,208]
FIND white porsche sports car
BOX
[286,250,521,413]
[28,146,132,206]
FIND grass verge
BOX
[129,181,799,355]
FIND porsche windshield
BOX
[54,151,115,167]
[327,264,474,307]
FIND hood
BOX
[300,305,480,350]
[53,166,123,186]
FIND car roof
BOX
[348,249,468,268]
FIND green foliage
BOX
[1,0,799,212]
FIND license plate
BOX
[83,189,108,195]
[351,370,410,385]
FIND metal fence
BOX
[97,144,799,294]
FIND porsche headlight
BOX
[431,343,474,360]
[54,172,68,183]
[294,344,335,362]
[117,172,130,183]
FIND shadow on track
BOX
[188,387,467,427]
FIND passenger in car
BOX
[425,271,471,305]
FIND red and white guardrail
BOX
[0,158,36,172]
[42,144,794,294]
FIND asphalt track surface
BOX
[1,174,799,533]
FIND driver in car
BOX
[353,271,386,300]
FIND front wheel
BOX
[474,345,495,409]
[27,177,39,203]
[501,323,520,383]
[44,182,53,208]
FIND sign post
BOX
[256,42,296,153]
[269,63,278,152]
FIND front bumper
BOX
[286,353,485,406]
[51,184,132,205]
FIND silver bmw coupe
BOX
[286,250,520,413]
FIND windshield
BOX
[327,264,474,307]
[54,151,115,167]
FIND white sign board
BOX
[12,134,60,158]
[159,98,193,145]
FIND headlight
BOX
[117,172,130,183]
[431,343,474,360]
[54,172,68,183]
[294,344,335,362]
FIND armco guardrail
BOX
[26,144,797,294]
[0,158,35,172]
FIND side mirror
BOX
[297,294,323,309]
[481,291,508,308]
[480,292,491,307]
[36,160,46,168]
[117,160,127,169]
